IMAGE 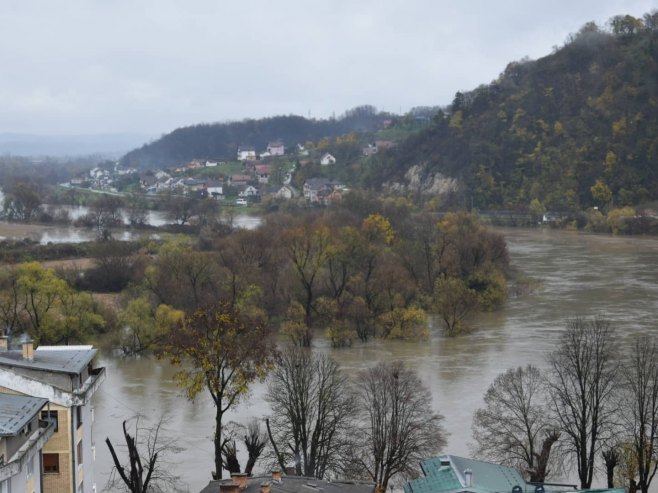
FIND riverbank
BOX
[0,220,58,238]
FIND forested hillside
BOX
[120,107,391,168]
[371,13,658,211]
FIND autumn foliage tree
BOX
[158,301,276,479]
[0,262,106,345]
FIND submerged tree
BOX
[2,181,42,223]
[547,317,618,489]
[158,301,276,479]
[433,275,477,336]
[353,361,446,492]
[472,365,559,482]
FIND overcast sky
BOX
[0,0,654,135]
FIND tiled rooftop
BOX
[200,475,374,493]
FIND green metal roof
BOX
[406,456,527,493]
[406,456,625,493]
[405,466,462,493]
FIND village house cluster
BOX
[0,338,104,493]
[68,140,347,206]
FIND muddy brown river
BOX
[91,227,658,492]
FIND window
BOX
[77,440,83,465]
[41,410,59,432]
[27,456,34,477]
[43,453,60,474]
[76,406,83,428]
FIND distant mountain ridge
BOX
[120,107,391,168]
[0,133,154,158]
[369,13,658,210]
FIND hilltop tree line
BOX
[368,12,658,213]
[120,107,393,168]
[472,317,658,493]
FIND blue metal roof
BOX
[0,394,48,436]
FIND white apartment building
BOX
[0,340,105,493]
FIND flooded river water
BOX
[91,227,658,492]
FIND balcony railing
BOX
[0,419,55,482]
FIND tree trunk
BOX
[214,409,223,479]
[630,479,638,493]
[222,441,241,474]
[602,448,618,489]
[530,430,560,483]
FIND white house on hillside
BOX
[237,146,256,161]
[320,153,336,165]
[267,140,285,156]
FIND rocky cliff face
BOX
[384,164,459,196]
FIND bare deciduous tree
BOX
[243,419,267,476]
[105,416,183,493]
[353,361,446,492]
[619,336,658,493]
[472,365,559,482]
[218,420,267,476]
[602,447,619,488]
[547,317,618,489]
[266,347,356,478]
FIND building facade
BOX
[0,394,55,493]
[0,340,105,493]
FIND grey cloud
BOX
[0,0,654,134]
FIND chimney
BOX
[271,469,282,482]
[220,484,240,493]
[231,473,248,490]
[0,336,8,351]
[261,482,271,493]
[464,469,472,487]
[22,340,34,361]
